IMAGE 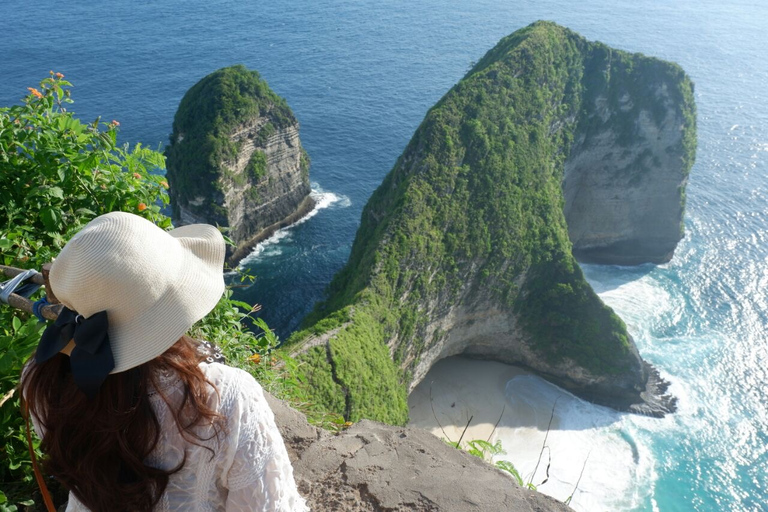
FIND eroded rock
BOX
[266,393,574,512]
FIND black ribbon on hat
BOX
[36,307,115,399]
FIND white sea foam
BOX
[237,183,350,267]
[493,270,691,512]
[495,375,656,512]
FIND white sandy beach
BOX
[408,357,535,442]
[408,356,649,512]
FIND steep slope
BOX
[286,22,695,424]
[165,65,313,263]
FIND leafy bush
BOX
[246,151,267,182]
[0,73,176,507]
[0,315,44,509]
[0,73,170,268]
[0,74,289,508]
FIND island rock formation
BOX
[285,22,695,423]
[266,392,573,512]
[165,65,313,264]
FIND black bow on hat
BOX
[36,307,115,399]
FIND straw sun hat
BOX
[43,211,225,380]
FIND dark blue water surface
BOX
[3,1,768,510]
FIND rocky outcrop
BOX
[285,22,692,424]
[564,47,696,264]
[165,65,313,264]
[265,392,574,512]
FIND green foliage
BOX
[0,315,44,505]
[288,302,407,425]
[495,460,525,487]
[447,438,525,487]
[465,439,525,486]
[0,74,174,506]
[0,74,296,508]
[188,290,274,368]
[465,438,504,459]
[246,150,267,183]
[165,65,296,223]
[256,122,275,146]
[0,74,170,268]
[299,148,310,180]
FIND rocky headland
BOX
[283,21,695,424]
[165,65,314,264]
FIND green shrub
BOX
[246,151,267,183]
[0,74,292,508]
[0,72,174,507]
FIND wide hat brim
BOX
[49,212,226,373]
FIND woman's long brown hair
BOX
[22,336,224,512]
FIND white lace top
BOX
[33,362,309,512]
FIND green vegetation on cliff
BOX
[286,21,695,424]
[165,65,296,223]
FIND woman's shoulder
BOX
[200,362,265,404]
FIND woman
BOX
[22,212,308,511]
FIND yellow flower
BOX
[27,87,43,99]
[248,354,261,364]
[137,203,147,211]
[160,180,169,189]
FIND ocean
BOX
[2,0,767,510]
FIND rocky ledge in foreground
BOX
[266,393,574,512]
[285,21,691,424]
[165,65,314,265]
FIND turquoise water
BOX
[3,1,767,509]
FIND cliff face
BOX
[285,22,694,424]
[165,65,313,263]
[564,47,696,264]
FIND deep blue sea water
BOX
[3,1,767,510]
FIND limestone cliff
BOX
[564,45,696,264]
[284,22,694,424]
[165,65,313,263]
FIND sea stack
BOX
[165,65,314,264]
[285,21,695,424]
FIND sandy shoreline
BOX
[407,356,641,512]
[408,356,536,443]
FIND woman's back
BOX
[60,362,308,512]
[22,212,308,511]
